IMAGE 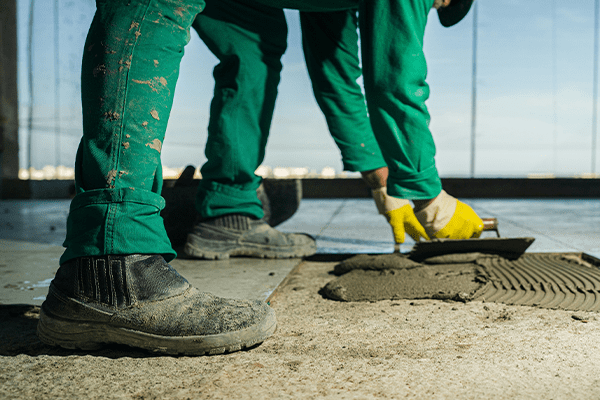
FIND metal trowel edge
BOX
[409,237,535,261]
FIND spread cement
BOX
[322,253,600,311]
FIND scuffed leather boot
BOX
[184,214,317,260]
[37,255,276,355]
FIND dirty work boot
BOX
[37,255,276,355]
[184,214,317,260]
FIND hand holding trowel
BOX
[372,188,533,258]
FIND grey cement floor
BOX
[0,199,300,304]
[1,198,599,307]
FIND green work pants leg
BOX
[300,10,386,173]
[61,0,205,264]
[191,0,287,220]
[359,0,442,199]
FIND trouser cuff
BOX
[195,180,264,220]
[61,188,175,264]
[341,147,387,172]
[386,165,442,200]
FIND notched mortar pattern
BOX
[322,252,600,311]
[473,253,600,311]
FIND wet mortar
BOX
[322,252,600,311]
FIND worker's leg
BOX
[300,9,386,174]
[62,0,208,264]
[39,0,277,356]
[359,0,442,200]
[192,0,287,220]
[185,0,316,260]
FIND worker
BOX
[184,0,482,260]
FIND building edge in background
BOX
[299,177,600,198]
[2,177,600,200]
[0,0,19,199]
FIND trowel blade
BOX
[409,237,535,261]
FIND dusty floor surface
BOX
[3,260,600,399]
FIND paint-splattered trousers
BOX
[192,1,387,219]
[63,0,441,263]
[62,0,205,263]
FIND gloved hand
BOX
[372,187,429,243]
[414,190,483,239]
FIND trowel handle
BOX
[482,218,498,231]
[482,218,500,237]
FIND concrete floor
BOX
[1,198,599,306]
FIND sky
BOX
[17,0,600,177]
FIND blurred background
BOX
[4,0,600,182]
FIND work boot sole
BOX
[37,305,276,356]
[183,234,317,260]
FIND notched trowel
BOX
[407,218,535,261]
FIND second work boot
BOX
[184,214,317,260]
[37,255,276,355]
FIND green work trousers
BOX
[193,2,386,220]
[64,0,441,263]
[62,0,205,264]
[191,0,287,220]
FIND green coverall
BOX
[62,0,441,264]
[192,2,387,220]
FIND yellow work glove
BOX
[414,190,484,239]
[372,187,430,243]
